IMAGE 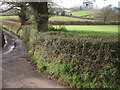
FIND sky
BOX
[53,0,120,8]
[0,0,120,9]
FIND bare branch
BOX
[0,6,14,13]
[0,2,4,6]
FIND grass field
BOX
[1,15,80,21]
[54,25,118,36]
[49,16,80,21]
[0,16,18,19]
[1,16,118,36]
[72,10,99,16]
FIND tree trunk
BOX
[30,2,48,32]
[18,3,28,25]
[17,3,28,34]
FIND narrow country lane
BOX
[2,29,66,88]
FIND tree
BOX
[0,2,29,34]
[16,2,29,33]
[29,2,48,32]
[61,11,65,16]
[1,2,50,32]
[0,2,28,25]
[97,5,118,24]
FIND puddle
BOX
[2,34,16,54]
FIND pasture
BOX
[1,15,80,21]
[72,10,99,16]
[1,16,118,36]
[54,25,118,36]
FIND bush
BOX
[61,11,65,16]
[48,25,67,32]
[29,32,119,88]
[49,20,120,25]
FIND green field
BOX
[54,25,118,36]
[72,10,99,16]
[0,16,18,19]
[1,16,118,36]
[49,16,80,21]
[1,15,80,21]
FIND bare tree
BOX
[97,5,118,24]
[1,2,53,32]
[0,2,30,33]
[0,2,28,23]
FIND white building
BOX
[82,1,93,9]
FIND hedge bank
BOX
[4,25,120,88]
[3,19,120,25]
[49,20,120,25]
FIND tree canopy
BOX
[0,2,50,32]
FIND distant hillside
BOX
[72,10,99,16]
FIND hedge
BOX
[29,31,119,88]
[49,20,120,25]
[3,19,120,25]
[4,25,120,88]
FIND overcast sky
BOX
[0,0,120,9]
[53,0,120,8]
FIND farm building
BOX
[82,1,93,9]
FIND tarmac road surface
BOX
[2,29,67,88]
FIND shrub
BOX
[29,32,119,88]
[49,20,120,25]
[48,24,67,32]
[61,11,65,16]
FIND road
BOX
[2,29,66,88]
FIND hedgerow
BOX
[4,25,120,88]
[49,20,120,25]
[28,30,119,88]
